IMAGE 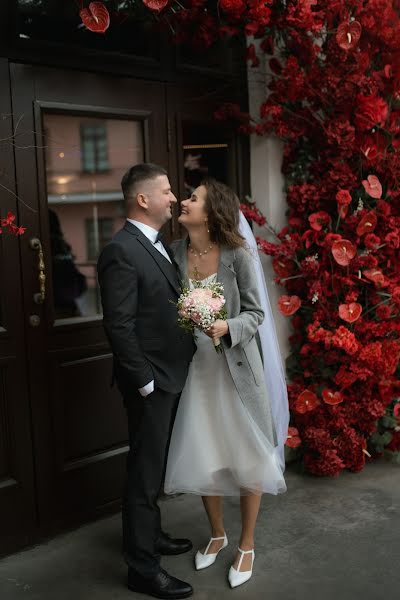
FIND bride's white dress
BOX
[164,274,287,497]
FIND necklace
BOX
[188,242,214,258]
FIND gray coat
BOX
[172,240,276,445]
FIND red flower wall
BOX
[80,1,400,475]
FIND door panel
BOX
[0,59,36,555]
[10,63,169,533]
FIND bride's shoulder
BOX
[233,244,255,265]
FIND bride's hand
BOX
[205,320,229,340]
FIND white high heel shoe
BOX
[228,547,255,588]
[194,533,228,570]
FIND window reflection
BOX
[182,122,229,196]
[43,113,144,322]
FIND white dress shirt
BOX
[126,219,171,397]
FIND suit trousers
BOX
[122,388,180,578]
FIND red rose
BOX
[364,234,381,250]
[294,390,319,414]
[356,211,378,236]
[331,239,357,266]
[392,287,400,307]
[278,295,302,316]
[339,303,362,323]
[219,0,246,17]
[355,95,389,130]
[362,175,382,199]
[385,231,400,249]
[336,189,352,206]
[376,304,392,319]
[308,211,331,231]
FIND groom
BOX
[97,163,195,599]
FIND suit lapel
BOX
[124,221,181,297]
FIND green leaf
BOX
[381,415,398,429]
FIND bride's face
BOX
[178,185,208,228]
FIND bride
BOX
[164,178,289,588]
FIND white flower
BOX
[312,292,319,304]
[354,199,364,214]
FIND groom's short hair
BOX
[121,163,167,212]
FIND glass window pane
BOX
[43,113,144,323]
[182,121,229,196]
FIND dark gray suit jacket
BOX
[97,221,195,397]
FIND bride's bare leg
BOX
[201,495,226,553]
[232,492,262,571]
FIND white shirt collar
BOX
[127,219,159,244]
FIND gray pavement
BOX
[0,460,398,600]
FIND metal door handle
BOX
[30,237,46,304]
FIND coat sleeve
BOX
[224,247,265,349]
[97,241,154,390]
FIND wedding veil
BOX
[238,211,289,470]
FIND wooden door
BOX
[10,63,169,536]
[0,59,37,555]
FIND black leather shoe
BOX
[155,532,193,556]
[128,568,193,599]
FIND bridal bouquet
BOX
[176,277,227,353]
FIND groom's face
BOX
[141,175,177,227]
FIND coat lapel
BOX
[124,221,181,296]
[217,247,236,310]
[171,239,190,288]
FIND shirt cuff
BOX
[138,380,155,397]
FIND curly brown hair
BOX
[201,178,245,249]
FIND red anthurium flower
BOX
[362,175,382,199]
[394,403,400,419]
[286,426,302,448]
[322,389,344,405]
[294,390,319,414]
[272,257,296,278]
[339,302,362,323]
[336,21,362,50]
[308,211,331,231]
[356,211,378,236]
[80,2,110,33]
[364,269,385,285]
[331,239,357,266]
[278,295,301,316]
[142,0,169,11]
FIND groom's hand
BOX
[205,320,229,341]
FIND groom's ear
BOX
[136,193,149,210]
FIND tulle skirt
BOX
[164,330,287,497]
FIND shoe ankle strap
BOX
[237,547,254,571]
[204,534,226,555]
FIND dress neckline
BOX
[189,272,217,283]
